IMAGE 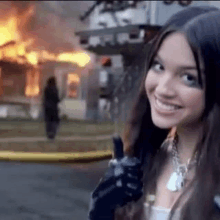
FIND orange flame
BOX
[25,68,40,97]
[0,5,91,67]
[67,73,80,98]
[0,15,20,46]
[58,52,91,67]
[0,5,91,97]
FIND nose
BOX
[155,73,176,99]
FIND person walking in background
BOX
[43,76,61,140]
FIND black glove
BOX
[214,194,220,213]
[88,135,143,220]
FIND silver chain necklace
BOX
[166,134,197,192]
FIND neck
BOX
[175,124,202,164]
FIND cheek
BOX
[145,71,156,94]
[182,90,205,113]
[194,96,205,114]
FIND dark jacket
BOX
[43,85,60,122]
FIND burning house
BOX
[0,1,93,119]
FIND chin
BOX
[151,117,177,129]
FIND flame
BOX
[58,52,91,67]
[0,5,91,67]
[0,41,91,67]
[25,68,40,97]
[67,73,80,98]
[0,4,91,97]
[68,73,80,84]
[26,51,38,65]
[0,15,20,46]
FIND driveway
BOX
[0,160,109,220]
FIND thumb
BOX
[112,133,124,159]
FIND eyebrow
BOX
[154,54,198,71]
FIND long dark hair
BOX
[46,76,57,87]
[115,6,220,220]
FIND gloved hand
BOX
[88,134,143,220]
[214,194,220,212]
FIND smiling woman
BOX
[87,5,220,220]
[145,33,205,130]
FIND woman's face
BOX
[145,32,205,129]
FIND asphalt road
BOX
[0,160,109,220]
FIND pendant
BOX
[166,172,178,192]
[175,173,185,190]
[166,172,185,192]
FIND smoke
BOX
[0,1,94,54]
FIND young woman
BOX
[88,6,220,220]
[43,77,61,140]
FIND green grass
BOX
[0,120,124,138]
[0,139,113,153]
[0,120,125,152]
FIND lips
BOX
[154,97,182,112]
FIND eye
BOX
[182,73,198,87]
[151,60,164,73]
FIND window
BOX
[67,73,80,98]
[25,68,40,97]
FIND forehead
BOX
[156,32,196,68]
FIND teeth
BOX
[155,99,180,111]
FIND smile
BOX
[154,98,182,112]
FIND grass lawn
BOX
[0,139,113,152]
[0,120,125,153]
[0,120,124,137]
